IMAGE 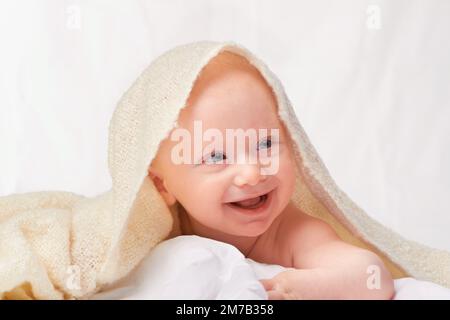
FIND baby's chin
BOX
[225,215,277,238]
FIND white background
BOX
[0,0,449,251]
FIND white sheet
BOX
[90,236,450,300]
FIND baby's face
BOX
[150,52,297,237]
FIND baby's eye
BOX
[257,137,272,150]
[202,151,227,165]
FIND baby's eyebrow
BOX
[204,135,279,156]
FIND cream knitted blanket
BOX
[1,41,449,299]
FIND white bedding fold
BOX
[90,236,450,300]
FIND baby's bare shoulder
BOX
[275,205,342,265]
[251,203,342,267]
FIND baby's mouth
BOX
[226,193,269,210]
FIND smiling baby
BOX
[147,51,395,300]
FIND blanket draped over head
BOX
[1,41,449,299]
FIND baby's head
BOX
[148,51,297,238]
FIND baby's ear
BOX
[148,167,177,206]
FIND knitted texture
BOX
[1,41,449,299]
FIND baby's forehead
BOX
[179,107,281,132]
[180,52,279,127]
[189,51,271,98]
[202,51,256,75]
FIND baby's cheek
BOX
[185,194,219,218]
[278,158,296,186]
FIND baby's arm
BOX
[260,214,395,300]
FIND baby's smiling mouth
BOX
[229,194,268,209]
[224,190,273,210]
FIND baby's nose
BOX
[233,163,267,186]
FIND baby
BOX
[148,51,395,300]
